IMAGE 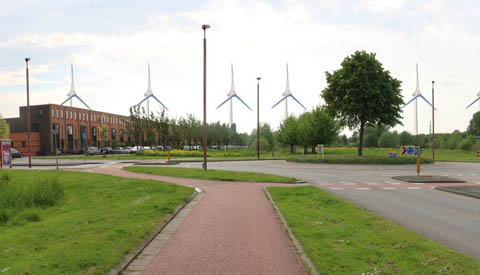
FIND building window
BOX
[70,111,73,119]
[74,112,77,120]
[56,109,59,118]
[67,125,73,152]
[120,129,124,143]
[86,114,89,121]
[51,109,55,118]
[31,123,39,132]
[38,108,44,116]
[111,128,116,141]
[61,110,64,118]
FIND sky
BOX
[1,0,480,136]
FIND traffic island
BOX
[392,175,465,183]
[435,186,480,200]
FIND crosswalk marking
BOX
[407,187,421,190]
[412,182,424,185]
[356,187,371,190]
[329,187,344,190]
[366,183,379,185]
[382,187,396,190]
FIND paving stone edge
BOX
[263,188,319,275]
[109,190,200,275]
[435,186,480,200]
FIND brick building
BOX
[6,104,130,155]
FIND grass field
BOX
[267,186,480,274]
[124,166,297,183]
[33,147,480,163]
[0,170,194,274]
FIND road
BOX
[179,160,480,261]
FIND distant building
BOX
[6,104,130,156]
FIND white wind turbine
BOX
[216,63,252,127]
[60,64,91,109]
[272,63,306,119]
[136,63,168,115]
[466,91,480,112]
[402,63,436,135]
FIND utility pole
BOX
[202,24,210,170]
[432,80,435,162]
[257,77,261,160]
[25,58,32,168]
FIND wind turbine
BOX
[216,63,252,127]
[272,63,306,119]
[402,63,436,135]
[60,64,91,109]
[466,91,480,112]
[136,63,168,115]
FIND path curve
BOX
[82,163,307,275]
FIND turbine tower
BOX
[216,63,252,127]
[466,91,480,112]
[60,64,91,109]
[403,63,436,135]
[272,63,306,119]
[136,63,168,115]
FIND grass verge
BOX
[287,154,433,164]
[124,166,297,183]
[0,170,194,274]
[267,186,480,274]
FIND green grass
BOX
[0,170,194,274]
[124,166,297,183]
[287,154,433,164]
[267,186,480,274]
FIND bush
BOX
[460,136,477,151]
[287,154,433,165]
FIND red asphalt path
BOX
[84,163,307,275]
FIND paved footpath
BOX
[85,163,307,275]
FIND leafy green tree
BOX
[378,131,397,148]
[0,114,10,139]
[322,50,403,156]
[399,131,413,145]
[468,111,480,137]
[126,106,144,147]
[277,116,298,153]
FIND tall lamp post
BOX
[202,24,210,170]
[25,58,32,168]
[257,77,261,160]
[432,81,435,162]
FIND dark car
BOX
[11,148,23,158]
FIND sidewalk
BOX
[88,163,307,275]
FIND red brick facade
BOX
[6,104,129,155]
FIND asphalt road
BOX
[179,160,480,261]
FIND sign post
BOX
[82,132,87,164]
[0,139,12,169]
[416,146,421,176]
[54,127,59,171]
[167,146,172,163]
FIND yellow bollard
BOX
[416,155,421,176]
[168,152,171,163]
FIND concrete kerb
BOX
[263,188,319,275]
[109,188,204,275]
[435,186,480,200]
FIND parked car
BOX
[126,146,137,154]
[11,148,23,158]
[87,147,100,155]
[100,147,113,154]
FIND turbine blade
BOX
[70,63,75,94]
[136,96,149,106]
[402,95,419,108]
[151,94,169,111]
[466,96,480,109]
[272,96,289,109]
[147,63,152,93]
[415,63,420,93]
[234,95,252,111]
[418,94,436,110]
[231,63,235,92]
[60,95,74,106]
[289,94,307,110]
[217,95,234,109]
[74,95,91,110]
[286,63,290,92]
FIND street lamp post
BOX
[202,24,210,171]
[432,81,435,162]
[25,58,32,168]
[257,77,261,160]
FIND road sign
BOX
[389,152,397,158]
[401,146,420,155]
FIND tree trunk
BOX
[358,121,365,156]
[290,144,294,153]
[303,146,307,154]
[311,145,315,154]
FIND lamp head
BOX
[257,77,261,81]
[25,58,30,62]
[202,24,211,30]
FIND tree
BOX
[277,116,298,153]
[322,50,403,156]
[297,107,340,153]
[378,131,397,148]
[399,131,413,145]
[468,111,480,137]
[0,114,10,139]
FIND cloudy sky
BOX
[1,0,479,135]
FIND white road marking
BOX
[472,174,477,176]
[330,187,344,190]
[356,187,371,190]
[412,182,424,185]
[475,182,480,185]
[407,187,421,190]
[389,182,402,185]
[342,182,356,185]
[442,174,448,177]
[317,183,331,186]
[458,174,463,177]
[382,187,396,190]
[366,183,379,185]
[195,187,202,193]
